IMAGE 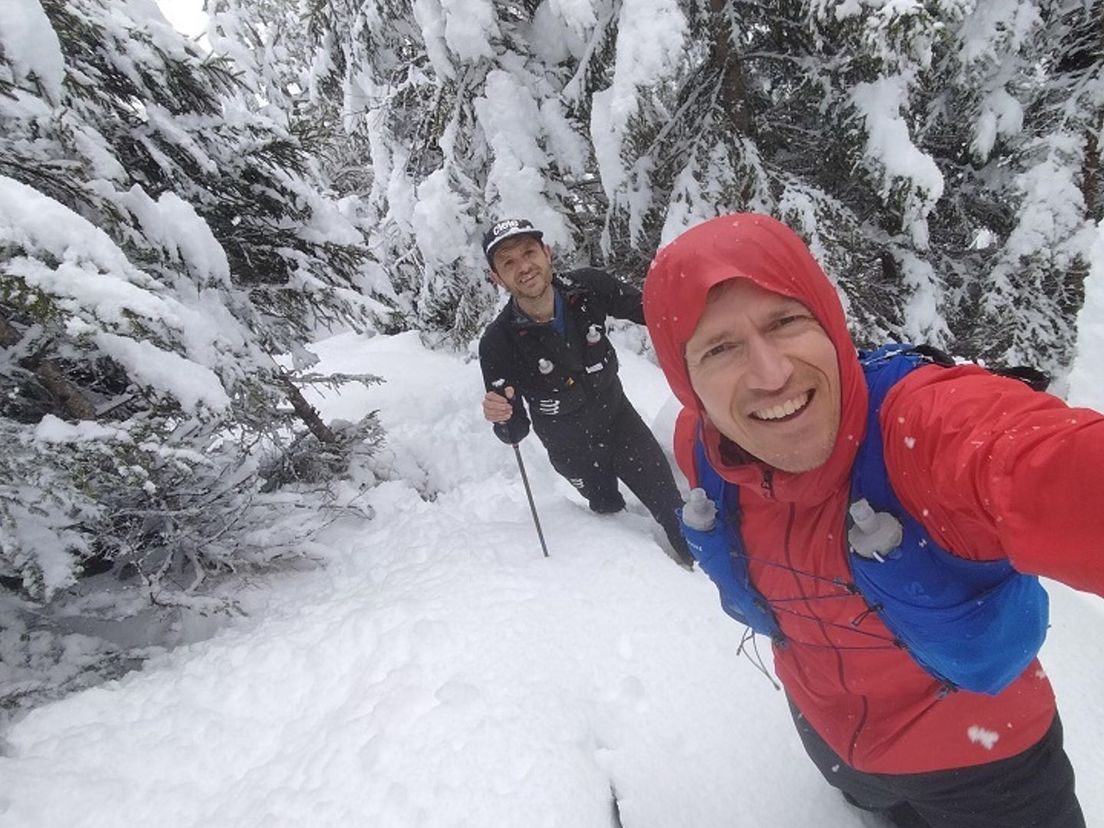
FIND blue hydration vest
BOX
[679,343,1049,695]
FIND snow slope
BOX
[1,330,1102,827]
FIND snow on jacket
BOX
[643,213,1104,774]
[479,268,643,446]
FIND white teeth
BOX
[752,391,811,421]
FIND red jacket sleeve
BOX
[882,364,1104,596]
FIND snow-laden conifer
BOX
[212,0,615,342]
[226,0,1102,375]
[0,0,385,710]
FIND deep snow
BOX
[0,329,1102,827]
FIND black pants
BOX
[539,398,687,557]
[789,702,1085,828]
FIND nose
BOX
[744,335,793,391]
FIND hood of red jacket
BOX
[643,213,867,503]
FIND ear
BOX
[543,243,553,262]
[488,268,504,287]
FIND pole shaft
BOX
[513,444,549,557]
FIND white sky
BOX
[156,0,208,38]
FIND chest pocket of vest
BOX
[577,320,618,392]
[526,355,589,418]
[849,536,1048,694]
[579,322,610,371]
[583,338,617,385]
[524,292,621,417]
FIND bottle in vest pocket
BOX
[683,488,717,531]
[848,498,902,562]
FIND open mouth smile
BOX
[749,390,813,422]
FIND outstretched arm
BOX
[883,364,1104,596]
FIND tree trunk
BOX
[1,313,97,420]
[0,314,20,347]
[1083,126,1100,220]
[35,361,97,420]
[709,0,755,136]
[279,373,338,445]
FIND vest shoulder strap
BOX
[850,344,1050,694]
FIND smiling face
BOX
[685,278,842,473]
[489,235,554,304]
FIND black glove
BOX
[492,386,530,445]
[493,416,530,445]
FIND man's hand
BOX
[486,382,529,444]
[483,386,517,423]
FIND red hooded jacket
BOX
[643,213,1104,773]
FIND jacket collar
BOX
[508,286,565,330]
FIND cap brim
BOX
[486,228,544,259]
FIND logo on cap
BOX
[483,218,543,265]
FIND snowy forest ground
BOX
[1,329,1102,828]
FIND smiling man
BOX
[683,278,841,473]
[644,213,1104,827]
[477,218,692,567]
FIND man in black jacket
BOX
[478,218,692,567]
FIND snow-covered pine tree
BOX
[953,0,1104,374]
[600,0,1103,375]
[214,0,623,343]
[206,0,377,197]
[0,0,385,706]
[211,0,1101,373]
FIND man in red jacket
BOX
[643,213,1102,827]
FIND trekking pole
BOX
[512,443,550,558]
[492,378,549,558]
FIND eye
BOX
[700,342,737,362]
[772,313,812,332]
